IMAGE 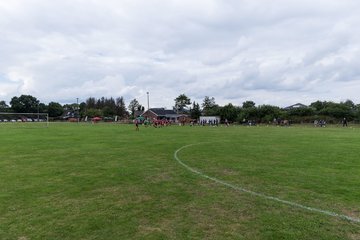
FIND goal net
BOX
[0,112,49,128]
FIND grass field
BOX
[0,123,359,239]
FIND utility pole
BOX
[76,98,79,123]
[147,92,150,110]
[37,102,40,121]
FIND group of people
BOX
[135,118,232,130]
[152,119,171,128]
[135,117,351,130]
[272,118,290,126]
[314,118,349,127]
[314,119,326,127]
[134,118,171,130]
[198,119,220,126]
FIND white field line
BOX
[174,143,360,224]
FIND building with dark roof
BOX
[141,108,187,122]
[283,103,307,110]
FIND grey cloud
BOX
[1,0,360,107]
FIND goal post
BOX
[0,112,49,128]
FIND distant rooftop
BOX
[283,103,307,110]
[147,108,177,116]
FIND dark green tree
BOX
[219,103,239,122]
[354,104,360,121]
[96,97,106,109]
[79,102,87,117]
[319,102,353,119]
[190,101,201,119]
[81,97,128,118]
[342,100,355,109]
[257,105,282,123]
[86,108,102,118]
[0,100,10,112]
[39,103,47,113]
[48,102,64,117]
[242,100,256,109]
[86,97,96,109]
[116,97,127,118]
[237,106,258,123]
[174,94,191,113]
[102,106,116,117]
[10,95,40,113]
[287,106,314,117]
[202,96,217,116]
[128,98,141,118]
[310,100,326,112]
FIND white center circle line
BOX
[174,143,360,224]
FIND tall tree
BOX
[219,103,239,122]
[257,105,282,123]
[38,103,47,113]
[310,100,326,112]
[319,102,353,119]
[79,102,86,117]
[102,106,116,117]
[237,107,258,123]
[355,104,360,121]
[116,97,127,118]
[10,95,40,113]
[190,101,201,119]
[242,100,256,109]
[0,100,10,112]
[96,97,106,109]
[128,98,141,118]
[174,94,191,113]
[48,102,64,117]
[86,97,96,109]
[342,100,356,112]
[202,96,216,109]
[86,108,102,118]
[202,96,217,116]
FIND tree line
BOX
[1,94,360,123]
[0,95,142,120]
[176,95,360,124]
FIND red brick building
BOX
[142,108,187,123]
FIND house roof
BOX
[283,103,307,110]
[147,108,177,116]
[134,110,144,117]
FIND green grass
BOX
[0,123,359,239]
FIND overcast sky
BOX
[1,0,360,108]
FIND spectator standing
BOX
[342,118,348,127]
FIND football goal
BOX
[0,112,49,128]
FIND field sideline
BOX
[0,123,359,239]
